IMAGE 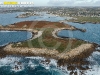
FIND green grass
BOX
[12,28,86,53]
[68,16,100,23]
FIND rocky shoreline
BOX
[72,21,100,24]
[2,43,97,64]
[52,27,86,39]
[0,21,97,64]
[0,27,97,64]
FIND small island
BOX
[16,12,40,18]
[0,21,97,64]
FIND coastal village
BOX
[0,7,99,74]
[1,7,100,24]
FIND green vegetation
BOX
[12,28,86,53]
[68,17,100,23]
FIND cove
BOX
[58,22,100,45]
[0,31,32,46]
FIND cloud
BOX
[48,0,76,6]
[48,0,100,6]
[93,0,100,5]
[48,0,66,6]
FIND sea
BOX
[0,12,100,75]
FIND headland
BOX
[0,21,97,64]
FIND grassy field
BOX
[68,16,100,23]
[12,28,86,53]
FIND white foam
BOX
[87,51,100,65]
[96,47,100,50]
[0,56,20,66]
[49,59,57,67]
[82,51,100,75]
[11,65,24,72]
[2,55,100,74]
[25,56,45,61]
[45,65,50,70]
[0,56,24,72]
[77,65,100,75]
[28,60,37,69]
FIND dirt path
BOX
[32,31,43,40]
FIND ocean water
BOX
[0,54,100,75]
[57,22,100,74]
[0,56,68,75]
[58,22,100,44]
[0,30,68,75]
[0,31,32,46]
[0,12,67,75]
[0,12,65,26]
[0,12,100,75]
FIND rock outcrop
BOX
[3,43,96,64]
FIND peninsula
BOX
[0,21,97,64]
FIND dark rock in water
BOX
[78,65,90,70]
[80,22,86,24]
[96,47,100,50]
[67,66,76,70]
[69,71,78,75]
[76,28,86,32]
[45,59,50,63]
[20,66,22,69]
[74,71,77,75]
[81,29,86,32]
[57,59,66,66]
[73,21,79,23]
[17,62,22,65]
[92,22,97,24]
[41,59,50,64]
[15,65,19,70]
[69,71,74,75]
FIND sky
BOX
[0,0,100,6]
